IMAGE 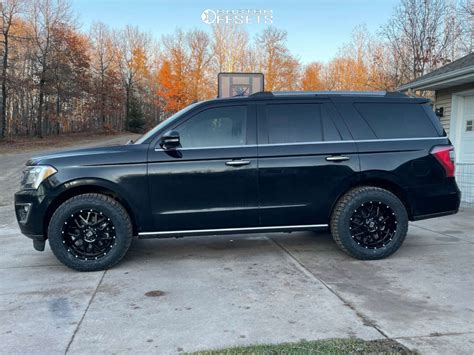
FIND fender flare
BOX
[43,178,144,236]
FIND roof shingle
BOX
[403,52,474,87]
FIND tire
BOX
[48,193,133,271]
[330,186,408,260]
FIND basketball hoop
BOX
[217,72,264,98]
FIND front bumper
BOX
[14,188,49,241]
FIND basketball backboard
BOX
[217,72,264,98]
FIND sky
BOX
[71,0,400,64]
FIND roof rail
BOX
[272,90,388,96]
[248,90,409,98]
[248,91,274,98]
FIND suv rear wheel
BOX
[330,186,408,259]
[48,193,133,271]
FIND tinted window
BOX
[265,104,324,144]
[177,106,247,148]
[322,112,342,141]
[134,102,200,144]
[354,103,439,139]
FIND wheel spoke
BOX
[350,201,397,249]
[62,209,116,260]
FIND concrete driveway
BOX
[1,137,473,354]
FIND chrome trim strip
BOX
[258,137,446,147]
[351,137,446,143]
[155,145,257,151]
[153,137,447,151]
[138,224,329,236]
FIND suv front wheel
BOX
[48,193,133,271]
[330,186,408,260]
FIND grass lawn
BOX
[193,338,415,354]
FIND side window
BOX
[354,103,439,139]
[177,106,247,148]
[265,104,324,144]
[322,109,342,141]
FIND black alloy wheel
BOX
[48,193,133,271]
[349,201,397,249]
[62,209,116,260]
[330,186,408,260]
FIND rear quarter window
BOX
[354,103,440,139]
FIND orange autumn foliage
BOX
[156,60,188,113]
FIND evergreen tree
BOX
[127,96,145,132]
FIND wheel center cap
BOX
[84,228,96,243]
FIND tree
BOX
[126,95,144,132]
[460,0,474,52]
[28,0,73,137]
[90,21,122,130]
[255,27,300,91]
[212,23,249,72]
[159,30,190,112]
[115,25,150,129]
[49,25,90,133]
[301,63,324,91]
[383,0,467,85]
[1,0,23,138]
[187,29,212,101]
[156,59,187,113]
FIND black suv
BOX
[14,91,461,271]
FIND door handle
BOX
[325,155,350,162]
[225,160,250,167]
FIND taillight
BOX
[430,145,455,177]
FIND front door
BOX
[147,103,259,232]
[257,100,359,226]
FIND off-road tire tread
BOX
[330,186,408,260]
[48,193,132,271]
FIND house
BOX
[399,52,474,206]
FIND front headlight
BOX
[21,165,57,189]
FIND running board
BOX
[138,224,329,238]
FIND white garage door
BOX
[459,95,474,163]
[456,94,474,206]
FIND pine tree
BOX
[127,96,145,132]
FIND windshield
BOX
[134,102,200,144]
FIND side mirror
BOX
[160,130,181,150]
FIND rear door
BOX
[257,99,359,226]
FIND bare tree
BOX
[212,23,249,72]
[255,27,300,91]
[186,30,212,101]
[114,25,150,128]
[460,0,474,52]
[90,21,117,128]
[28,0,73,137]
[1,0,23,138]
[383,0,466,85]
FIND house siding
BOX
[435,83,474,134]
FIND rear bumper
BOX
[407,178,461,221]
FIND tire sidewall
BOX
[334,189,408,259]
[48,195,132,271]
